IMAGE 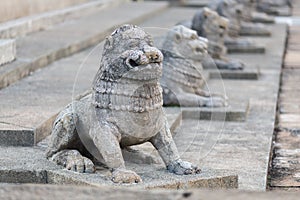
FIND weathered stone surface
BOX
[46,24,203,183]
[179,0,210,7]
[173,21,286,191]
[0,146,237,189]
[209,68,260,80]
[7,184,300,200]
[270,23,300,189]
[181,102,248,122]
[0,46,99,146]
[226,45,265,54]
[209,0,271,37]
[270,131,300,187]
[160,25,227,107]
[190,8,246,69]
[0,39,15,66]
[0,0,98,23]
[164,107,182,133]
[257,1,292,16]
[0,0,126,39]
[0,6,273,148]
[0,4,288,191]
[285,51,300,68]
[0,1,169,89]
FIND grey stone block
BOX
[209,68,260,80]
[0,0,127,38]
[226,45,266,54]
[0,129,34,146]
[181,102,249,122]
[180,0,209,7]
[0,40,16,66]
[0,0,91,23]
[2,184,300,200]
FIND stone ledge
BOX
[0,146,237,189]
[0,0,126,38]
[209,68,260,80]
[0,39,15,66]
[181,101,249,122]
[1,184,300,200]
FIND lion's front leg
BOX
[89,113,142,183]
[150,120,201,175]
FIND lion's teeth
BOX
[133,67,139,71]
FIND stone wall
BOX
[0,0,90,23]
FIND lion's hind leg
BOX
[46,104,95,173]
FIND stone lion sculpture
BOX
[236,0,275,23]
[191,8,245,70]
[160,25,227,107]
[210,0,271,36]
[192,7,265,56]
[46,24,200,184]
[256,0,292,16]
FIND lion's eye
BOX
[191,34,198,40]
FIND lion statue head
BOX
[161,25,208,62]
[92,24,165,113]
[191,8,228,58]
[93,24,164,88]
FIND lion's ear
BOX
[174,33,181,43]
[105,36,114,50]
[203,7,212,19]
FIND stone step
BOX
[0,145,237,189]
[180,0,208,7]
[0,0,93,23]
[0,39,16,65]
[181,101,249,122]
[0,1,169,89]
[226,45,266,54]
[209,68,260,80]
[1,184,300,200]
[0,0,125,38]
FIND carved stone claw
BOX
[111,168,142,184]
[167,159,201,175]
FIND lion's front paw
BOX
[227,60,245,70]
[167,159,201,175]
[65,156,95,173]
[205,96,228,107]
[51,150,95,173]
[111,168,142,184]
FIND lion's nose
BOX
[143,46,163,63]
